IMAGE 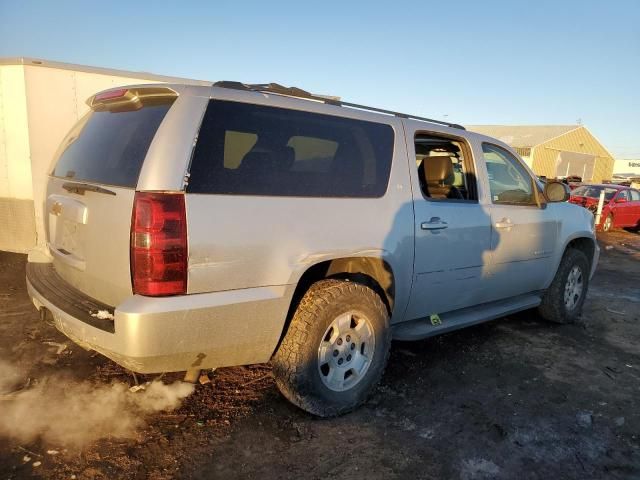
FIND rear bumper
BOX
[26,262,293,373]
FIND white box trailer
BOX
[0,57,209,253]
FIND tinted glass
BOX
[617,190,630,201]
[572,185,618,201]
[187,100,394,197]
[52,104,172,187]
[482,144,534,204]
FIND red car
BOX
[569,184,640,232]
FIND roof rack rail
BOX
[212,81,465,130]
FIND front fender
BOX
[543,203,598,288]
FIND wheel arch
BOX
[558,234,597,280]
[565,236,596,270]
[272,256,396,356]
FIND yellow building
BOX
[467,125,615,183]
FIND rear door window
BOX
[187,100,394,197]
[414,134,477,201]
[52,104,172,188]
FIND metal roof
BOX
[0,57,211,86]
[465,125,581,148]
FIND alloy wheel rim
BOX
[317,311,375,392]
[564,265,584,310]
[604,216,612,231]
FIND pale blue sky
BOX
[1,0,638,157]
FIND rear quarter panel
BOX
[184,95,415,322]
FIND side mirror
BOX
[616,197,627,203]
[544,181,571,202]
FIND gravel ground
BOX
[0,229,638,479]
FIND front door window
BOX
[482,143,536,205]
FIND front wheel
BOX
[272,279,391,417]
[538,248,590,324]
[602,213,614,232]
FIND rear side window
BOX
[617,190,630,201]
[187,100,394,197]
[52,104,172,188]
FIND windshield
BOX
[572,185,618,201]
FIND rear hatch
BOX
[45,87,178,306]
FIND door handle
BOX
[495,218,513,229]
[421,217,448,230]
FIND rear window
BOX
[572,185,618,201]
[51,104,172,188]
[187,100,394,197]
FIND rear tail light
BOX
[88,86,178,111]
[131,192,187,296]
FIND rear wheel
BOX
[538,248,590,324]
[272,279,391,417]
[603,213,614,232]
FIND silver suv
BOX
[27,82,599,416]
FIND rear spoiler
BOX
[87,86,178,112]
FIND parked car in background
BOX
[612,173,635,186]
[570,184,640,232]
[562,175,583,184]
[556,175,583,190]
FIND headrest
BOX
[239,151,273,172]
[239,146,296,173]
[272,146,295,170]
[423,156,455,184]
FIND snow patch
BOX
[91,310,114,320]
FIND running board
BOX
[392,294,542,341]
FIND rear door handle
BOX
[421,217,448,230]
[495,218,513,229]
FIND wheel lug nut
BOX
[347,355,352,361]
[333,350,339,357]
[337,338,343,346]
[351,343,355,350]
[338,358,344,365]
[346,335,351,342]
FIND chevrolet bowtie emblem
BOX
[51,202,63,216]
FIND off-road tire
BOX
[602,213,614,232]
[272,279,391,417]
[538,248,590,324]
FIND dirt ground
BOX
[0,229,639,480]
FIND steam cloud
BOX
[0,361,194,448]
